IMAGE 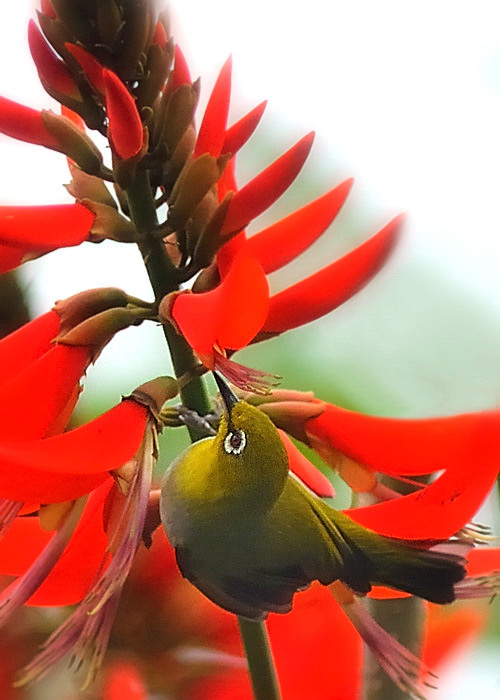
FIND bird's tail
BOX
[319,506,467,604]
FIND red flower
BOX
[0,203,95,274]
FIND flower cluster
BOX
[0,1,498,698]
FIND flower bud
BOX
[41,110,103,174]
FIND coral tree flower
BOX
[0,376,176,688]
[161,58,403,389]
[0,203,95,274]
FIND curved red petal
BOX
[26,480,113,605]
[103,69,143,160]
[0,96,58,148]
[0,310,60,384]
[246,178,354,274]
[0,400,148,478]
[65,43,105,93]
[346,416,499,539]
[465,547,500,576]
[103,660,148,700]
[0,467,107,503]
[173,256,269,355]
[306,404,500,477]
[169,45,191,92]
[222,101,267,156]
[263,215,402,333]
[152,20,168,47]
[0,203,94,249]
[28,20,81,99]
[194,56,232,158]
[220,132,315,236]
[279,430,335,498]
[0,344,89,440]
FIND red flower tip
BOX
[0,202,94,251]
[280,430,335,498]
[0,96,59,149]
[152,19,168,48]
[168,255,269,358]
[102,69,144,160]
[194,55,232,158]
[169,44,192,92]
[40,0,57,19]
[222,100,267,156]
[247,177,354,275]
[263,213,403,334]
[28,20,81,100]
[65,43,105,93]
[220,131,316,236]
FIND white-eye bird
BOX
[160,373,466,620]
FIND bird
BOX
[160,372,467,620]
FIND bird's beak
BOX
[213,372,239,418]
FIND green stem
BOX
[126,171,211,425]
[126,170,282,699]
[238,618,282,700]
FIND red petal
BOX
[306,404,500,476]
[103,69,144,159]
[263,215,402,333]
[26,480,113,605]
[220,132,315,236]
[0,468,107,503]
[0,400,148,480]
[423,606,486,670]
[40,0,57,19]
[0,96,58,148]
[103,660,148,700]
[194,56,232,158]
[0,203,94,249]
[0,310,60,384]
[247,178,354,274]
[0,480,113,605]
[169,45,191,92]
[268,586,362,700]
[65,43,105,93]
[346,412,499,539]
[152,20,168,48]
[61,104,86,131]
[0,344,90,440]
[173,256,269,355]
[222,101,267,156]
[280,430,335,498]
[0,242,24,275]
[465,547,500,576]
[28,20,81,100]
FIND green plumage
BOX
[160,391,466,620]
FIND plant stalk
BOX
[238,617,282,700]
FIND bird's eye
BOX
[223,429,246,456]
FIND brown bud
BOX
[41,110,103,174]
[168,154,226,231]
[53,287,129,334]
[135,43,173,110]
[82,199,137,242]
[129,376,180,415]
[65,162,118,207]
[96,0,123,49]
[115,0,152,80]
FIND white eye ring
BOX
[223,429,247,456]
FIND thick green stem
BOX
[126,170,282,699]
[126,171,211,423]
[238,618,282,700]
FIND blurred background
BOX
[0,1,499,698]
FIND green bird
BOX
[160,373,466,620]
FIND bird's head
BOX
[213,372,289,503]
